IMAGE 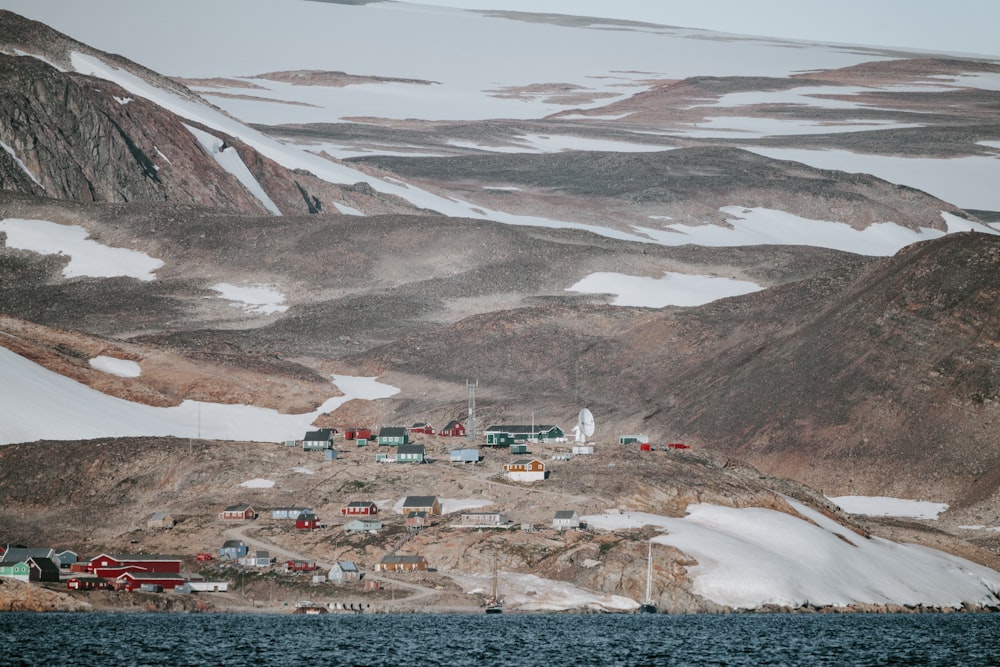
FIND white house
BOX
[552,510,581,531]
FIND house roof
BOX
[380,554,426,564]
[118,572,185,581]
[554,510,578,519]
[442,420,464,430]
[397,444,425,455]
[221,540,245,548]
[1,547,55,564]
[333,561,359,572]
[223,504,253,512]
[297,513,318,521]
[89,552,182,563]
[250,551,269,559]
[410,422,430,428]
[508,458,543,466]
[402,495,438,508]
[406,511,429,518]
[346,501,377,508]
[485,425,559,434]
[378,426,408,438]
[304,429,334,441]
[345,518,382,527]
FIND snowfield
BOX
[0,345,399,446]
[584,499,1000,610]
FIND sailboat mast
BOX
[645,542,653,603]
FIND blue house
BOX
[450,448,481,463]
[219,539,248,561]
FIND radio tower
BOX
[467,379,479,442]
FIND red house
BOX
[437,420,466,437]
[220,504,255,521]
[295,513,320,530]
[67,577,111,590]
[343,428,373,441]
[86,553,182,578]
[285,559,317,572]
[116,572,186,591]
[408,422,435,435]
[341,501,379,516]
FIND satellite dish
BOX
[576,408,595,443]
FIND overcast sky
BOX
[419,0,1000,58]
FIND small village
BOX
[0,415,689,614]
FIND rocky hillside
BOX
[2,436,995,613]
[0,11,414,216]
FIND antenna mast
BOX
[467,379,478,443]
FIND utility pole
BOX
[467,379,479,443]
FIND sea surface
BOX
[2,611,996,666]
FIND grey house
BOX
[344,519,382,534]
[328,561,361,583]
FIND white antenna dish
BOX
[576,408,595,443]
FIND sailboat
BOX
[483,557,503,614]
[638,542,657,614]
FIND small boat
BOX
[638,542,657,614]
[483,557,504,614]
[293,600,328,614]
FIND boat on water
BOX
[293,600,328,615]
[483,557,504,614]
[638,542,657,614]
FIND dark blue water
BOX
[2,612,996,666]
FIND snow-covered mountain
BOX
[2,1,998,250]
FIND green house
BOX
[396,444,426,464]
[377,426,409,447]
[0,561,30,582]
[484,424,564,446]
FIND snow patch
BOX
[0,141,44,188]
[89,356,142,378]
[567,271,762,307]
[239,478,275,488]
[0,218,163,281]
[635,207,997,257]
[184,124,282,216]
[829,496,948,519]
[211,283,288,315]
[440,498,494,514]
